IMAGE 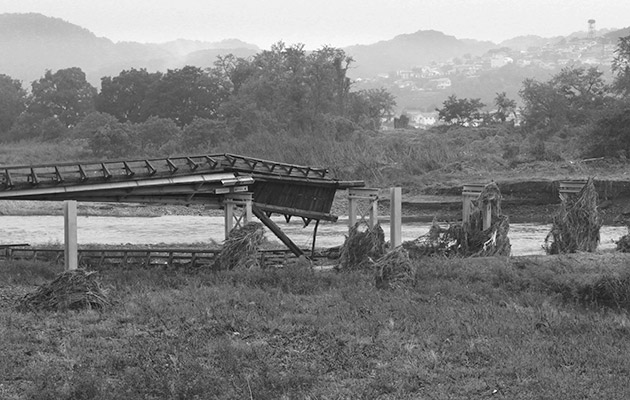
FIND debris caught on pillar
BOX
[403,182,511,258]
[213,221,265,270]
[544,177,601,254]
[338,222,387,270]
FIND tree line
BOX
[0,42,396,159]
[434,34,630,160]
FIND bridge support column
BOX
[348,188,379,230]
[223,193,254,239]
[462,184,486,224]
[390,187,402,247]
[64,200,78,270]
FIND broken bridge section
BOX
[0,153,364,257]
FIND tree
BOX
[0,74,27,139]
[394,114,410,129]
[550,66,608,124]
[519,66,609,131]
[519,78,568,130]
[95,68,162,123]
[612,35,630,97]
[72,111,121,139]
[143,66,228,127]
[436,95,485,126]
[180,117,227,151]
[134,116,180,153]
[27,67,97,128]
[88,122,137,159]
[216,43,362,136]
[348,88,396,130]
[584,102,630,158]
[493,92,517,123]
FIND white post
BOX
[483,202,492,231]
[244,196,253,223]
[348,190,357,229]
[369,198,378,228]
[390,187,402,247]
[64,200,78,270]
[224,201,234,239]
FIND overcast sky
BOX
[2,0,629,48]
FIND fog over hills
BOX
[345,30,496,78]
[0,12,627,89]
[0,13,260,86]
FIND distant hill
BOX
[498,35,561,51]
[343,30,497,78]
[605,27,630,42]
[0,13,260,87]
[1,12,628,91]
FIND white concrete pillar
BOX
[348,190,358,228]
[390,187,402,247]
[224,193,254,239]
[483,202,492,231]
[244,196,253,223]
[369,198,378,228]
[462,184,485,223]
[347,188,379,231]
[224,201,235,240]
[64,200,78,270]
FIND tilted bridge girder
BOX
[0,153,365,256]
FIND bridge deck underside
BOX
[0,154,365,255]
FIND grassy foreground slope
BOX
[2,255,630,399]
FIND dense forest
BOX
[1,36,630,187]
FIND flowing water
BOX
[1,215,627,256]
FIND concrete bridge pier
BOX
[223,193,254,239]
[64,200,78,270]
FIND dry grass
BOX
[17,269,109,312]
[213,221,265,270]
[338,222,387,270]
[3,255,630,398]
[373,246,414,290]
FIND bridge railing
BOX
[1,153,332,191]
[0,246,332,268]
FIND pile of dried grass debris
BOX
[374,246,414,290]
[213,222,265,270]
[616,234,630,252]
[338,222,387,270]
[403,182,511,258]
[18,269,109,312]
[544,178,601,254]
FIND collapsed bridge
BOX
[0,153,364,259]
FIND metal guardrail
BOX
[0,153,331,192]
[0,246,331,268]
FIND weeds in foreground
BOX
[2,255,630,399]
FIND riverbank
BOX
[0,200,209,217]
[2,178,630,226]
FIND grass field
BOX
[2,254,630,399]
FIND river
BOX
[1,215,628,256]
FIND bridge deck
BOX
[0,153,364,257]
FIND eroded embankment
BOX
[380,179,630,224]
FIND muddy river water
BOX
[1,215,627,256]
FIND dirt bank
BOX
[2,179,630,225]
[376,179,630,225]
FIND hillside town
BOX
[362,33,619,129]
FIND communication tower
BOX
[587,19,596,39]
